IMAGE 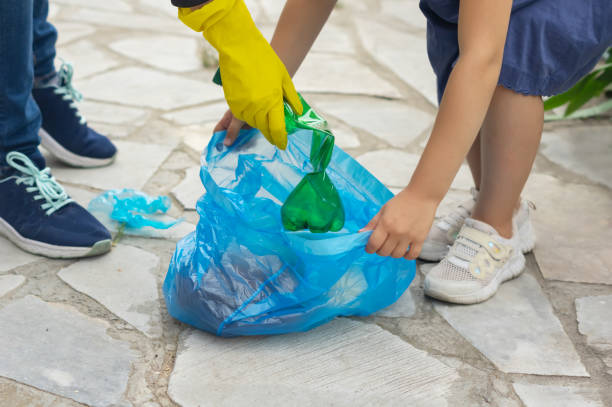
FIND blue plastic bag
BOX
[163,129,416,337]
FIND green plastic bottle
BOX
[213,69,345,233]
[281,96,344,233]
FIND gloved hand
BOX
[178,0,303,149]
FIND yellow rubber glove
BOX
[178,0,303,150]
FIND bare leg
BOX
[471,85,543,238]
[466,133,482,189]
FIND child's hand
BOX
[360,188,437,260]
[214,109,250,147]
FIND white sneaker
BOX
[419,190,536,261]
[423,218,525,304]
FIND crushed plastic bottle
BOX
[213,68,345,233]
[281,96,344,233]
[88,189,180,230]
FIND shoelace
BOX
[1,152,74,215]
[54,60,86,125]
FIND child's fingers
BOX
[365,226,387,254]
[404,243,422,260]
[376,236,398,257]
[224,117,244,146]
[391,239,411,259]
[214,109,233,133]
[359,213,380,233]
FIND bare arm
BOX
[407,0,513,202]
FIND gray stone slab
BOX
[172,167,204,211]
[0,275,25,298]
[181,123,217,153]
[0,238,40,272]
[311,22,357,55]
[54,22,95,46]
[162,102,228,126]
[576,295,612,352]
[0,377,83,407]
[0,295,134,406]
[541,126,612,189]
[88,122,133,138]
[68,8,191,35]
[110,35,202,73]
[312,96,433,148]
[356,149,472,190]
[78,67,223,110]
[169,319,458,407]
[382,0,427,30]
[435,274,588,376]
[329,120,361,149]
[513,383,604,407]
[523,173,612,285]
[356,18,438,105]
[58,244,162,338]
[59,39,121,79]
[48,140,177,190]
[294,54,402,99]
[79,100,150,126]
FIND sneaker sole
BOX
[39,128,117,168]
[0,217,111,259]
[424,253,526,305]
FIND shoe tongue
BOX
[464,218,498,236]
[29,150,47,170]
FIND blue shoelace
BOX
[1,152,74,215]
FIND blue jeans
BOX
[0,0,57,165]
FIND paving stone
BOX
[259,0,284,22]
[169,319,458,407]
[78,67,223,110]
[59,39,122,79]
[312,96,433,148]
[523,173,612,285]
[79,100,150,126]
[138,0,177,18]
[172,167,204,211]
[576,295,612,352]
[55,0,132,12]
[540,126,612,189]
[435,274,588,376]
[0,238,40,272]
[356,18,438,105]
[0,295,134,406]
[295,54,402,99]
[162,102,228,126]
[513,383,604,407]
[356,149,472,190]
[381,0,427,30]
[328,120,361,149]
[63,185,98,208]
[54,22,95,46]
[181,123,217,153]
[110,35,202,73]
[68,8,191,35]
[311,22,357,55]
[58,244,162,338]
[0,275,26,298]
[48,139,176,190]
[0,377,83,407]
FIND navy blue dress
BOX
[419,0,612,102]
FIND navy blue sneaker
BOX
[32,61,117,168]
[0,151,111,258]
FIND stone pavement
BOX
[1,0,611,406]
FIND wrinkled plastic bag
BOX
[163,128,416,337]
[89,189,180,235]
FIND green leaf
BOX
[565,68,612,116]
[543,71,597,111]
